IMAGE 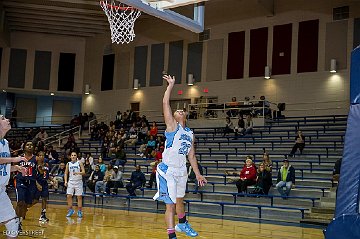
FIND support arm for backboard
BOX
[118,0,205,33]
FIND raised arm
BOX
[163,75,177,132]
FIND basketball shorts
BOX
[67,181,83,196]
[153,163,187,204]
[34,183,49,200]
[15,181,37,205]
[0,188,17,223]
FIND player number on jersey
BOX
[0,164,8,176]
[23,166,33,177]
[179,142,191,155]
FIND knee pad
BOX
[4,217,19,238]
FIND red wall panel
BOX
[227,31,245,79]
[297,19,319,73]
[249,27,268,77]
[272,23,292,75]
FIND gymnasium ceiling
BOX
[4,0,360,38]
[0,0,275,38]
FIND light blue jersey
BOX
[0,139,11,189]
[162,124,193,169]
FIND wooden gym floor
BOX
[0,204,324,239]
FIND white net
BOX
[100,0,141,44]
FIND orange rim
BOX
[100,1,134,11]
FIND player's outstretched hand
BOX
[163,75,175,86]
[13,156,25,163]
[196,174,207,187]
[14,165,26,174]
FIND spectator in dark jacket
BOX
[126,165,146,196]
[289,130,305,156]
[110,146,127,168]
[275,159,295,198]
[251,163,272,195]
[87,165,104,193]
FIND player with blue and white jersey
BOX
[0,115,27,238]
[153,75,207,239]
[64,151,85,218]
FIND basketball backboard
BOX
[143,0,207,10]
[117,0,206,33]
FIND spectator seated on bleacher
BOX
[146,147,163,188]
[106,166,124,194]
[98,157,107,173]
[85,153,94,169]
[138,122,149,143]
[244,114,253,135]
[49,162,66,191]
[149,121,158,138]
[95,165,113,194]
[226,156,257,195]
[187,162,203,194]
[275,159,295,199]
[109,146,127,168]
[126,165,146,197]
[223,117,234,137]
[63,133,76,151]
[46,145,59,167]
[35,128,48,141]
[254,96,272,118]
[144,135,156,158]
[289,130,305,157]
[87,165,104,193]
[249,163,272,195]
[262,152,273,173]
[124,123,138,146]
[90,122,100,140]
[234,114,245,138]
[114,128,126,148]
[83,157,93,182]
[106,121,116,139]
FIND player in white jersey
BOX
[153,75,207,239]
[64,151,85,218]
[0,115,26,238]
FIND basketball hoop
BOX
[100,0,141,44]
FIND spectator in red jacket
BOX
[235,156,257,194]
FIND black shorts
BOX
[16,182,37,205]
[34,184,49,200]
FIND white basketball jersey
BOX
[0,139,11,189]
[162,124,193,169]
[68,161,82,182]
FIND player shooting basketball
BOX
[153,75,207,239]
[0,115,26,238]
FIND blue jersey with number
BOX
[0,139,11,188]
[15,155,37,183]
[36,163,49,186]
[163,124,193,169]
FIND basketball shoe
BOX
[175,221,198,237]
[66,209,75,217]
